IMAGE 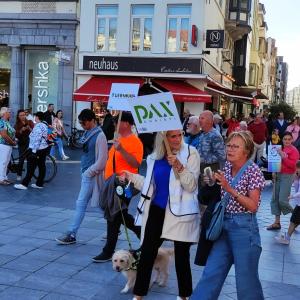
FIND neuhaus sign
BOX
[83,56,201,75]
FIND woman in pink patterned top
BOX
[191,131,265,300]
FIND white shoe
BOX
[62,155,69,161]
[31,183,43,189]
[176,297,189,300]
[16,176,22,181]
[275,232,290,245]
[14,184,27,190]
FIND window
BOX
[131,5,154,52]
[96,5,118,51]
[167,5,191,53]
[249,63,258,86]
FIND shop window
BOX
[167,4,191,53]
[131,5,154,52]
[0,49,11,108]
[96,5,118,51]
[25,50,59,112]
[249,63,258,86]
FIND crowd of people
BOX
[1,104,300,299]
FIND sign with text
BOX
[206,30,225,48]
[129,92,182,133]
[267,145,282,172]
[107,83,140,111]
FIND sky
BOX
[261,0,300,90]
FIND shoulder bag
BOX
[206,160,252,241]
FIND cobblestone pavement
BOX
[0,151,300,299]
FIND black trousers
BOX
[22,148,48,187]
[102,209,141,255]
[17,142,29,176]
[133,204,193,297]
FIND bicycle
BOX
[8,148,57,183]
[67,127,84,149]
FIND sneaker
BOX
[92,252,112,263]
[16,176,22,181]
[14,183,28,190]
[55,233,76,245]
[275,232,290,245]
[62,155,69,161]
[101,230,122,239]
[31,183,43,189]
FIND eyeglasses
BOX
[226,144,240,150]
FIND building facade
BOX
[0,0,78,126]
[286,86,300,114]
[275,56,288,102]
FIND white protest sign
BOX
[129,92,182,133]
[107,83,140,111]
[267,144,282,172]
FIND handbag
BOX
[206,160,252,241]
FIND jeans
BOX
[0,144,12,181]
[68,174,95,235]
[134,204,192,297]
[22,148,48,187]
[191,213,264,300]
[50,137,65,159]
[271,173,294,215]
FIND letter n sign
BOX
[206,30,225,48]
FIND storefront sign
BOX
[83,56,201,75]
[28,51,59,112]
[129,92,182,133]
[206,30,225,48]
[108,83,140,111]
[267,145,282,172]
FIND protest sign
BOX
[107,83,139,111]
[129,92,182,133]
[267,144,282,172]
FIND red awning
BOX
[152,79,212,103]
[73,76,144,102]
[205,83,253,100]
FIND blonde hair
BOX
[226,130,254,159]
[152,131,184,159]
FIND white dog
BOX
[112,248,174,294]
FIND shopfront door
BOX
[0,49,11,108]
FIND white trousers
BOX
[251,141,265,163]
[0,144,12,181]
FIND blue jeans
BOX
[191,213,264,300]
[50,137,65,159]
[68,175,95,235]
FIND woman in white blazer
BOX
[124,130,200,300]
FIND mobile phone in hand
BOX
[204,167,215,186]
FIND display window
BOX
[24,50,59,112]
[0,49,11,108]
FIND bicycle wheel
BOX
[33,154,57,183]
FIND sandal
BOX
[267,223,281,230]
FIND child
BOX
[271,128,280,145]
[275,160,300,245]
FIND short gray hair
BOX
[0,107,10,117]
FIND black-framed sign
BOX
[83,56,201,74]
[206,30,225,48]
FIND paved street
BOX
[0,149,300,299]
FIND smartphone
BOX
[204,167,215,186]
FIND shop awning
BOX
[152,79,212,103]
[205,83,253,100]
[73,76,144,102]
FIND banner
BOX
[107,83,140,111]
[129,92,182,133]
[267,145,282,172]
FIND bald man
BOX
[197,110,226,209]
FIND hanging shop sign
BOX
[83,56,201,75]
[206,30,225,48]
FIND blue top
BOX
[81,127,101,173]
[152,158,172,209]
[0,119,15,145]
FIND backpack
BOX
[42,121,57,145]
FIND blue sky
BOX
[261,0,300,90]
